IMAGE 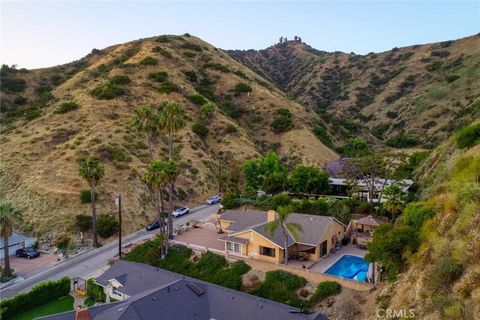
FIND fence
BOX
[170,240,374,291]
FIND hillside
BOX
[0,34,337,238]
[229,34,480,148]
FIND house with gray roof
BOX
[38,260,328,320]
[219,209,346,264]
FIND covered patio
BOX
[351,215,383,247]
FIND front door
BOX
[320,240,328,257]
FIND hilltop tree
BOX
[159,101,187,160]
[264,206,302,265]
[0,201,22,278]
[79,157,104,247]
[131,106,159,160]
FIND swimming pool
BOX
[324,255,369,282]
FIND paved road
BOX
[0,203,220,300]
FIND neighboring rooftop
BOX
[38,261,327,320]
[221,209,268,232]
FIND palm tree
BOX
[142,160,167,233]
[131,106,159,160]
[383,184,405,220]
[164,160,180,239]
[79,157,104,247]
[264,206,303,265]
[158,101,187,160]
[0,201,22,278]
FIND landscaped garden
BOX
[11,296,74,320]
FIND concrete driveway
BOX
[2,252,58,278]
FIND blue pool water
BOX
[325,255,369,282]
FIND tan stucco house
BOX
[219,209,346,264]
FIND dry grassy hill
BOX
[0,34,337,238]
[229,34,480,148]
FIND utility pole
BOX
[115,195,122,258]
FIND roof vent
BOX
[187,282,205,296]
[152,296,158,301]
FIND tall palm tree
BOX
[383,184,405,220]
[131,106,159,160]
[0,201,22,278]
[158,101,187,160]
[142,160,167,233]
[79,157,104,247]
[164,160,180,239]
[264,206,303,265]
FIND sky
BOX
[1,1,479,69]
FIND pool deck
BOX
[308,244,367,273]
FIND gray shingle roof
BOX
[39,261,328,320]
[94,260,180,296]
[252,222,296,248]
[285,214,343,246]
[221,209,268,232]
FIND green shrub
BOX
[219,101,244,119]
[157,82,179,94]
[80,189,97,203]
[221,192,238,209]
[402,202,434,229]
[0,277,70,319]
[192,122,209,138]
[313,125,334,147]
[34,91,55,107]
[86,278,106,303]
[140,56,158,65]
[200,102,215,120]
[187,94,207,105]
[96,215,119,238]
[234,82,252,94]
[268,194,292,209]
[427,258,462,293]
[183,70,197,82]
[55,102,79,114]
[109,75,131,85]
[0,77,27,93]
[310,281,341,304]
[271,109,294,133]
[180,43,203,52]
[91,82,126,100]
[446,74,460,83]
[340,137,370,157]
[224,124,237,134]
[251,270,307,308]
[455,123,480,149]
[386,132,420,148]
[204,63,230,73]
[14,96,27,105]
[149,71,169,83]
[75,214,92,232]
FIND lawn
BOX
[11,295,74,320]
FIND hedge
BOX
[309,281,341,304]
[0,276,70,318]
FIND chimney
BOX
[76,309,91,320]
[267,210,277,223]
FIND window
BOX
[112,287,122,297]
[259,246,275,257]
[226,242,241,253]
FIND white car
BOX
[172,206,190,218]
[206,195,221,205]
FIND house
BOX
[0,231,37,259]
[39,260,328,320]
[219,209,345,264]
[328,178,413,203]
[346,214,387,247]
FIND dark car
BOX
[146,220,161,231]
[16,247,40,259]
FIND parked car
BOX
[206,195,221,205]
[16,247,40,259]
[172,206,190,218]
[146,220,161,231]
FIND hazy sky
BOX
[1,1,479,69]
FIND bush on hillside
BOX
[221,192,238,209]
[251,270,307,308]
[140,56,158,65]
[109,75,131,85]
[75,214,92,232]
[55,102,79,114]
[14,96,27,105]
[96,215,119,238]
[149,72,169,83]
[385,132,420,148]
[157,82,179,94]
[0,277,70,319]
[233,82,252,95]
[402,202,434,229]
[0,77,27,93]
[91,82,126,100]
[183,70,198,82]
[192,122,209,138]
[309,281,341,304]
[187,94,207,105]
[427,258,463,293]
[455,123,480,149]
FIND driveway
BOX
[174,226,225,251]
[1,252,58,278]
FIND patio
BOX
[308,243,366,273]
[173,224,225,251]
